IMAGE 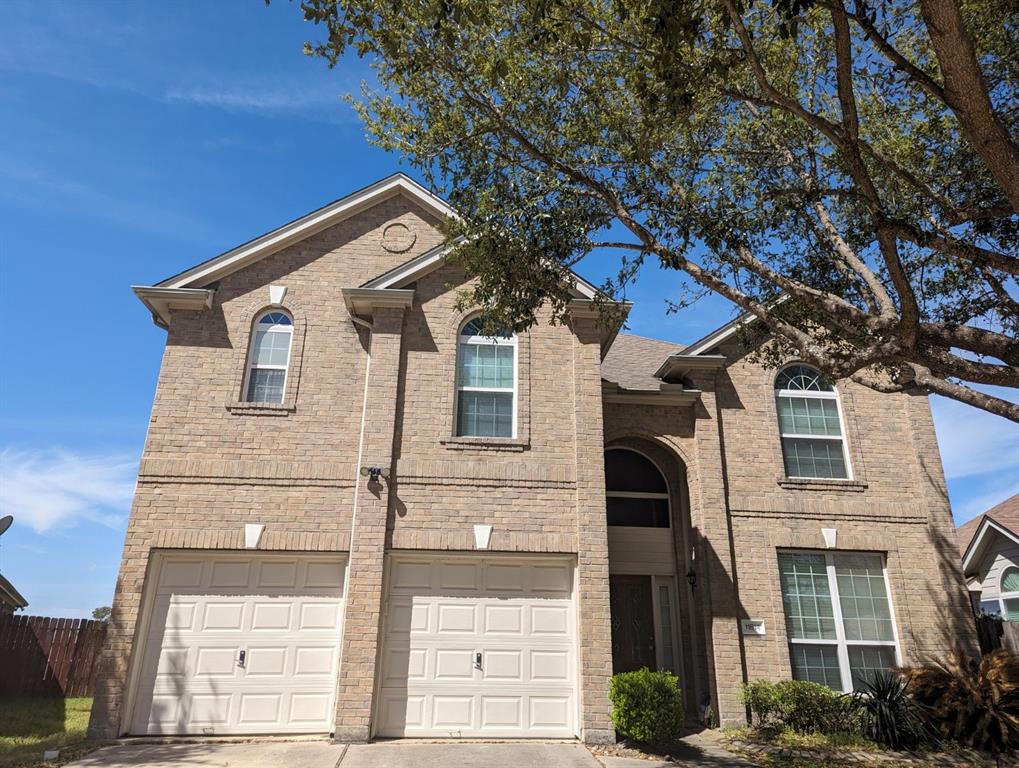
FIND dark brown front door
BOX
[609,575,656,673]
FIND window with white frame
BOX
[775,364,850,479]
[455,316,516,438]
[243,311,293,404]
[778,551,899,692]
[998,567,1019,620]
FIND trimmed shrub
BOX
[741,679,857,734]
[609,667,684,742]
[902,649,1019,754]
[852,671,931,750]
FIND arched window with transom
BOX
[243,310,293,404]
[604,448,670,527]
[455,316,517,438]
[775,364,850,479]
[999,567,1019,621]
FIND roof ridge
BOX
[617,331,685,347]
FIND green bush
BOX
[741,679,857,734]
[852,671,931,750]
[609,668,684,742]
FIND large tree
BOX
[298,0,1019,420]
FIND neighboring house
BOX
[88,174,975,744]
[0,572,28,616]
[957,494,1019,620]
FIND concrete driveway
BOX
[65,740,346,767]
[64,733,751,767]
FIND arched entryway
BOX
[604,442,704,717]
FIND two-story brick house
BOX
[88,174,975,744]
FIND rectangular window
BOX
[658,584,676,672]
[775,393,849,480]
[778,551,899,692]
[456,324,516,438]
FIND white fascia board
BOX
[682,295,790,357]
[363,241,459,289]
[962,517,1019,574]
[364,235,602,302]
[342,288,416,318]
[132,286,216,329]
[157,174,457,290]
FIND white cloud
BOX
[930,393,1019,481]
[0,448,137,534]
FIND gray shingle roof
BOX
[601,333,685,391]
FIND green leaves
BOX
[294,0,1019,420]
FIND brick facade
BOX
[89,182,976,741]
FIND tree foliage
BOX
[296,0,1019,420]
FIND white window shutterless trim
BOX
[242,312,293,404]
[455,328,518,438]
[775,385,853,480]
[782,550,901,693]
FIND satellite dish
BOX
[0,515,13,537]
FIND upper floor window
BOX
[605,448,670,527]
[244,311,293,404]
[455,316,516,438]
[775,364,850,480]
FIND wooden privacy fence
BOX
[0,614,107,697]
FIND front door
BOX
[609,575,656,673]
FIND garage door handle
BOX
[475,652,482,669]
[238,649,246,668]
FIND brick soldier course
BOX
[89,174,976,742]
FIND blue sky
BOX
[0,1,1016,618]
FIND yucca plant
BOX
[851,671,931,751]
[901,649,1019,754]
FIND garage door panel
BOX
[133,554,345,735]
[482,650,521,681]
[377,556,576,738]
[436,603,476,633]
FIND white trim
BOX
[961,517,1019,574]
[132,286,215,328]
[241,310,294,404]
[156,174,457,290]
[454,318,519,439]
[682,295,791,357]
[780,550,901,693]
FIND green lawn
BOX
[0,698,95,768]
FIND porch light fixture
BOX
[359,466,390,482]
[686,569,697,588]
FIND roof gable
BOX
[156,174,455,290]
[958,493,1019,572]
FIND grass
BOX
[0,698,97,768]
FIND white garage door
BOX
[130,553,346,735]
[376,555,578,738]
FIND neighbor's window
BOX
[1000,567,1019,621]
[778,551,899,692]
[243,311,293,404]
[455,316,516,438]
[775,365,850,479]
[604,448,670,528]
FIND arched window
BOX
[775,364,850,480]
[243,311,293,404]
[1000,567,1019,621]
[604,448,670,527]
[455,316,517,437]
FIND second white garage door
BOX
[376,554,578,738]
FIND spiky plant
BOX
[901,649,1019,754]
[852,671,931,751]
